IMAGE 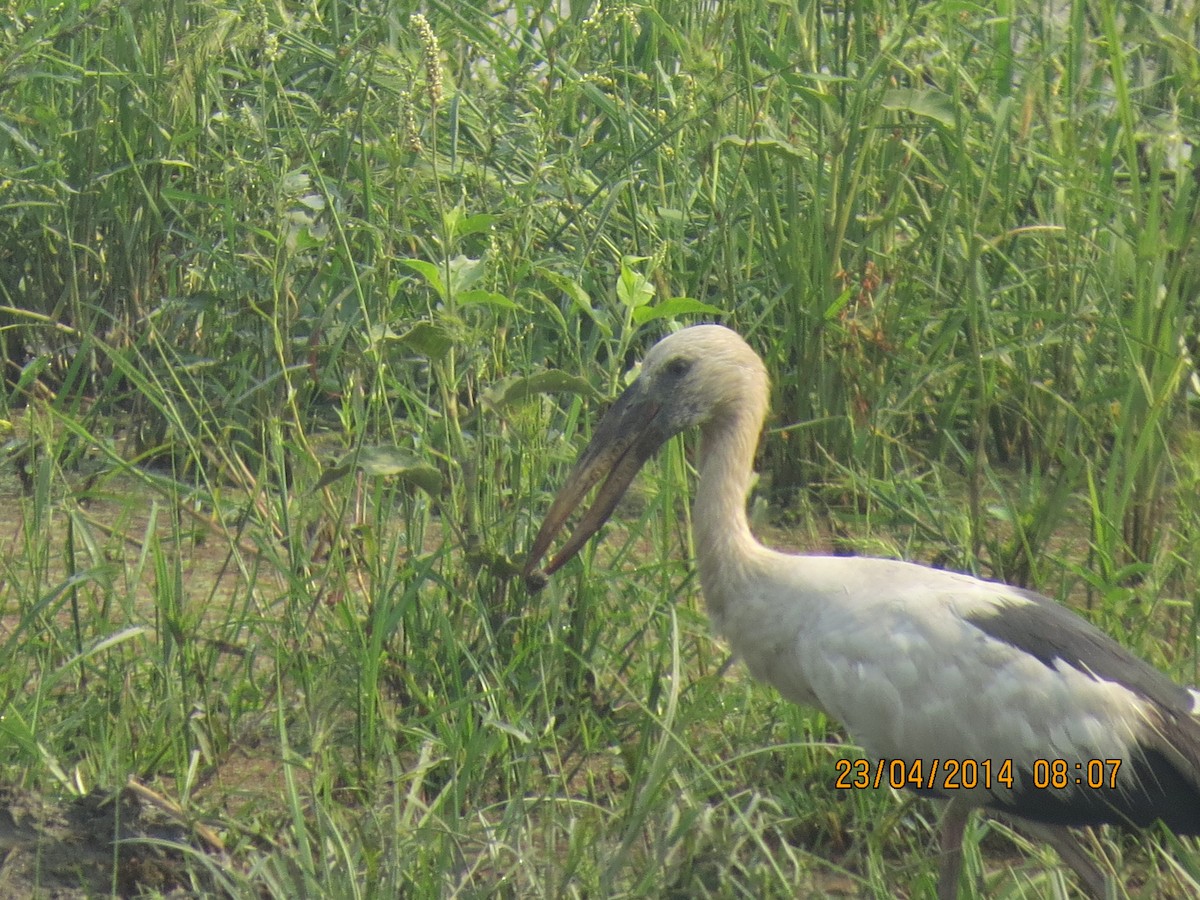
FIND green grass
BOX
[1,0,1199,896]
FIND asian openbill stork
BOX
[523,324,1200,898]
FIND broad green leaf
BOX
[617,256,655,310]
[481,370,600,412]
[447,254,486,295]
[314,461,354,490]
[324,447,442,496]
[457,289,522,311]
[881,88,956,128]
[400,259,446,299]
[389,321,455,360]
[444,209,498,241]
[358,447,442,495]
[631,297,724,326]
[534,267,606,329]
[466,546,524,580]
[720,134,808,161]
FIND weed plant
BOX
[1,0,1198,896]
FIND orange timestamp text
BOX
[834,757,1124,791]
[834,757,1015,791]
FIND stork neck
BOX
[693,408,766,617]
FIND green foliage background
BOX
[1,0,1198,895]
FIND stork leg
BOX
[940,809,1111,899]
[1011,820,1112,900]
[937,798,972,900]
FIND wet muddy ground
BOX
[0,783,217,897]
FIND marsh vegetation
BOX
[1,0,1199,895]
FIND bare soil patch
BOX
[0,784,220,898]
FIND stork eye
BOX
[665,357,692,379]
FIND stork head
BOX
[523,324,768,590]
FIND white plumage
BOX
[524,324,1200,898]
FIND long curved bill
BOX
[524,379,671,592]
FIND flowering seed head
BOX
[410,13,443,106]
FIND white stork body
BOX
[720,555,1139,772]
[524,324,1200,898]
